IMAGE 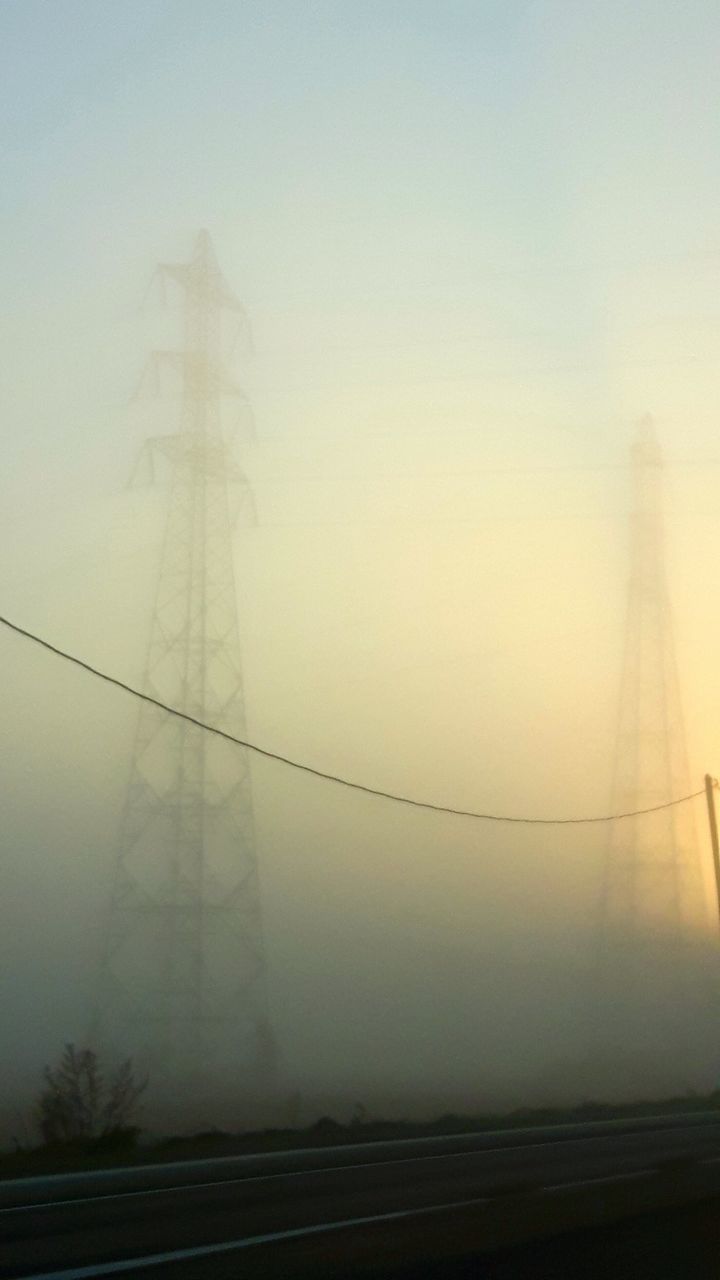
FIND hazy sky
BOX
[3,1,720,1125]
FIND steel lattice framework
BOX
[599,416,712,1029]
[96,232,277,1097]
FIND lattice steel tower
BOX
[599,416,712,1036]
[96,232,277,1104]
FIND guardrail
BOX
[3,1110,720,1209]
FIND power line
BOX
[0,610,707,826]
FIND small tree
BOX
[37,1045,146,1145]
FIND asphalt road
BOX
[3,1115,720,1279]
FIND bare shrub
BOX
[37,1045,147,1145]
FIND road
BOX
[3,1114,720,1278]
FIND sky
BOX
[2,0,720,1132]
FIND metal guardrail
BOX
[3,1110,720,1209]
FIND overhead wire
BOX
[0,612,707,826]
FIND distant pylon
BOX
[599,416,712,1031]
[95,232,277,1108]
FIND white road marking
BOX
[1,1153,456,1215]
[2,1148,506,1215]
[0,1129,677,1215]
[13,1196,492,1279]
[8,1111,717,1207]
[542,1169,654,1193]
[700,1155,720,1164]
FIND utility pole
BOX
[704,774,720,933]
[95,232,277,1116]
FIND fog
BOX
[3,1,720,1139]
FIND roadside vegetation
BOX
[36,1044,147,1147]
[2,1065,719,1181]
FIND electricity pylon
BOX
[95,232,277,1107]
[598,416,712,1046]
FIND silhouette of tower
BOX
[96,232,277,1107]
[599,416,712,1047]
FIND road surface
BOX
[3,1113,720,1278]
